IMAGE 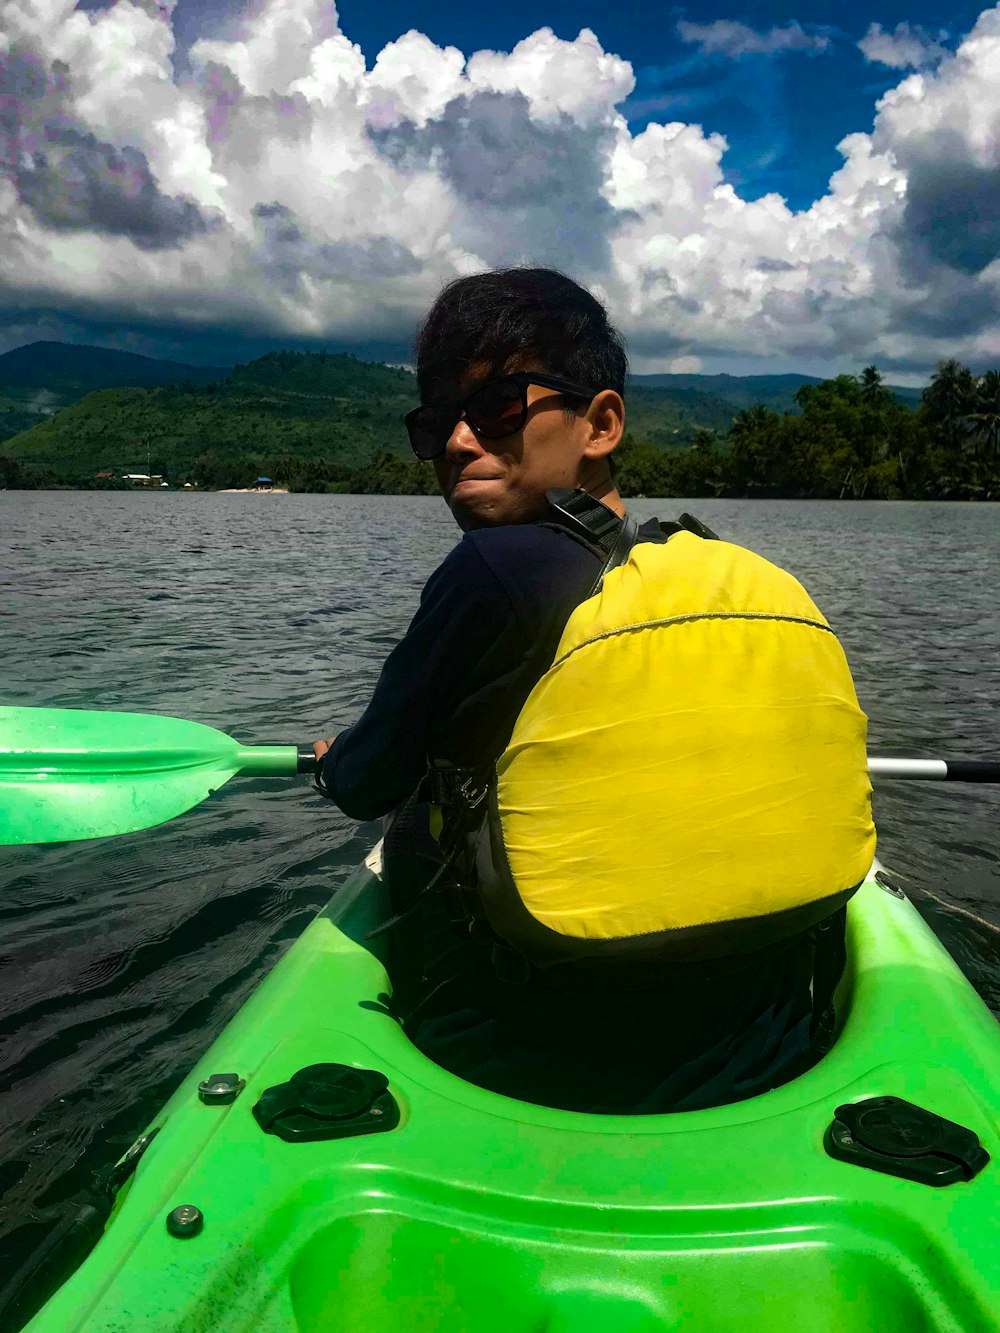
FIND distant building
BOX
[94,470,115,480]
[253,475,273,490]
[121,473,166,487]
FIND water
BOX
[1,492,999,1275]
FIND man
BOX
[313,267,833,1114]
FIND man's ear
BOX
[582,390,625,460]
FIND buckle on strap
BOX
[546,487,625,554]
[427,762,490,812]
[545,488,638,594]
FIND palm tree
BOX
[728,405,784,495]
[859,365,887,407]
[858,365,891,466]
[729,404,774,444]
[923,359,976,452]
[969,370,1000,456]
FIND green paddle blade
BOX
[0,707,304,846]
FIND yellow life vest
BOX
[467,522,876,971]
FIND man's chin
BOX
[447,482,503,529]
[444,480,547,530]
[449,494,497,531]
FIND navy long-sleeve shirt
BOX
[322,519,637,816]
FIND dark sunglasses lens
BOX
[466,379,525,437]
[409,406,458,459]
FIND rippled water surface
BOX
[1,492,999,1274]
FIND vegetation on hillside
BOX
[1,351,997,499]
[0,341,224,444]
[615,362,1000,501]
[0,349,707,485]
[1,353,416,478]
[631,370,923,412]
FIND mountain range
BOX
[0,341,925,484]
[632,371,923,410]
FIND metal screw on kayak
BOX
[167,1205,204,1238]
[370,1107,383,1116]
[198,1072,245,1105]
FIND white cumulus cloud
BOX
[467,27,634,127]
[858,21,949,70]
[1,0,999,375]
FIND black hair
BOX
[414,267,628,406]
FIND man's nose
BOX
[445,416,482,458]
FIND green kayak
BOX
[16,853,1000,1333]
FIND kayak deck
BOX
[26,857,1000,1332]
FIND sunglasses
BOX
[404,372,598,460]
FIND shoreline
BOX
[218,487,290,493]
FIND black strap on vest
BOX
[545,491,718,576]
[544,488,639,593]
[658,512,721,542]
[545,487,630,550]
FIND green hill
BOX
[2,345,941,495]
[2,349,724,486]
[0,341,227,444]
[626,384,743,442]
[5,344,992,501]
[0,341,228,393]
[630,371,923,411]
[2,352,419,480]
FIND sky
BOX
[2,0,999,379]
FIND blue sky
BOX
[6,1,1000,378]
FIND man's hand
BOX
[311,736,337,799]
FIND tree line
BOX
[614,361,1000,501]
[0,448,438,494]
[3,360,998,499]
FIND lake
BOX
[1,491,998,1271]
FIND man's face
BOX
[432,360,619,531]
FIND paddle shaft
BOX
[13,748,998,781]
[868,758,1000,782]
[10,744,315,777]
